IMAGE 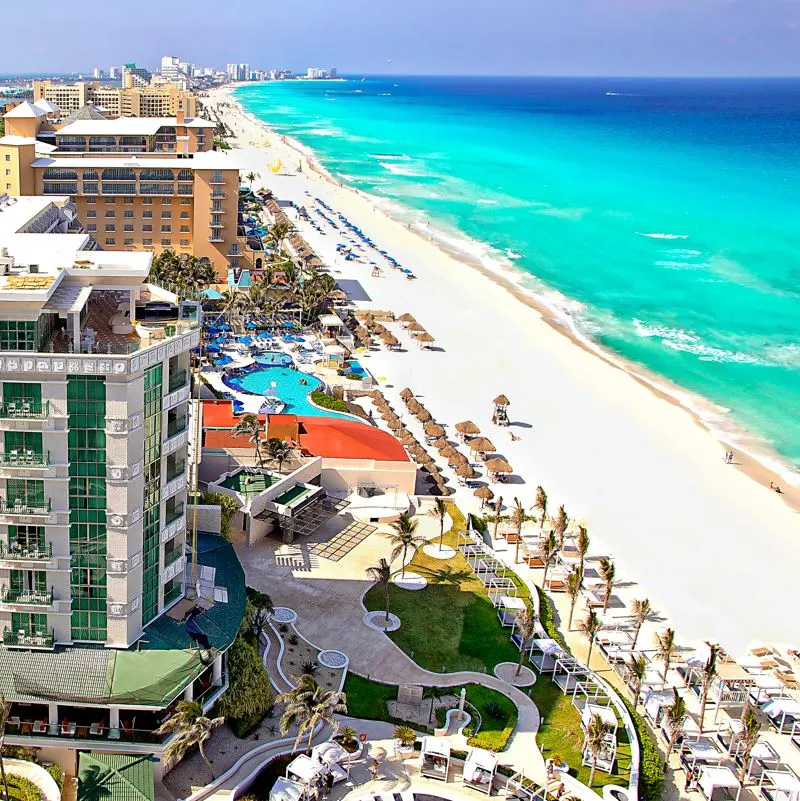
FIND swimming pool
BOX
[224,366,352,418]
[255,352,293,367]
[273,484,313,508]
[344,359,367,378]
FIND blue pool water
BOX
[255,352,294,367]
[344,360,367,378]
[225,367,352,419]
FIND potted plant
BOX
[394,725,416,757]
[334,725,362,758]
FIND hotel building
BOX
[0,192,243,777]
[33,81,199,119]
[1,102,257,278]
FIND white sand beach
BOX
[205,86,799,657]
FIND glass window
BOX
[105,238,115,245]
[143,225,152,232]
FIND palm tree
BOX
[538,531,559,588]
[630,598,653,651]
[664,689,687,765]
[598,557,616,614]
[576,525,590,575]
[245,171,259,188]
[584,713,610,787]
[653,628,678,688]
[552,504,568,548]
[385,512,425,578]
[510,497,535,563]
[566,567,583,630]
[533,486,547,530]
[697,642,719,732]
[77,764,113,801]
[277,675,348,753]
[232,413,263,466]
[427,497,448,551]
[220,289,244,328]
[735,703,762,786]
[246,589,275,642]
[366,558,392,623]
[491,495,503,540]
[514,605,536,677]
[628,654,648,707]
[266,437,294,472]
[579,609,601,666]
[156,700,224,779]
[0,694,10,801]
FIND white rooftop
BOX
[56,116,215,137]
[33,98,60,115]
[31,151,240,171]
[4,101,46,119]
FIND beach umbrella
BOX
[382,333,399,348]
[455,420,480,437]
[448,452,469,467]
[381,409,396,421]
[474,485,495,506]
[387,418,402,432]
[245,320,257,329]
[425,465,441,478]
[433,438,450,452]
[456,464,478,479]
[485,457,513,474]
[423,422,446,438]
[407,321,425,332]
[399,388,414,401]
[438,485,453,497]
[416,452,434,465]
[399,312,416,323]
[400,432,417,446]
[409,444,426,457]
[440,444,458,459]
[415,408,432,423]
[417,332,435,345]
[468,437,496,453]
[493,394,511,407]
[406,397,422,412]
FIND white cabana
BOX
[504,772,547,801]
[270,778,306,801]
[758,768,800,801]
[462,746,498,794]
[658,710,700,746]
[319,314,344,329]
[420,736,451,781]
[530,638,565,673]
[763,698,800,734]
[286,754,325,790]
[581,704,618,774]
[643,688,676,726]
[597,628,634,662]
[582,703,617,733]
[310,741,349,782]
[680,737,728,778]
[696,766,742,801]
[498,595,526,626]
[553,653,591,694]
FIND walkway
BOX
[5,758,62,801]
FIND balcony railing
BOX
[209,235,224,243]
[164,547,184,568]
[3,628,54,649]
[164,584,183,606]
[0,498,51,516]
[0,541,52,560]
[165,503,185,526]
[209,207,226,214]
[1,586,53,606]
[211,190,226,199]
[5,719,167,744]
[210,177,226,185]
[166,417,188,439]
[0,451,49,469]
[0,401,49,420]
[168,371,188,393]
[166,461,186,483]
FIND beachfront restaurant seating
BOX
[762,698,800,735]
[462,747,498,795]
[420,736,451,781]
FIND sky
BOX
[1,0,799,77]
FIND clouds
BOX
[0,0,796,76]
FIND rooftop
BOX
[0,533,244,708]
[78,753,154,801]
[31,150,240,171]
[3,100,46,119]
[56,116,216,137]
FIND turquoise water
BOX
[255,352,294,367]
[225,366,351,419]
[236,77,800,472]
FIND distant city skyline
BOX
[1,0,799,77]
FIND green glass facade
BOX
[8,525,45,550]
[4,432,43,454]
[141,364,163,625]
[11,612,46,635]
[2,383,42,406]
[67,376,107,642]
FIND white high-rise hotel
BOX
[0,193,243,776]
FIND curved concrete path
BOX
[5,758,62,801]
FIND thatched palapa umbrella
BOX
[381,409,396,421]
[468,437,496,454]
[448,452,469,467]
[387,418,402,432]
[456,464,478,479]
[433,438,450,451]
[416,452,434,465]
[440,444,458,458]
[474,485,495,508]
[423,422,445,438]
[485,457,513,474]
[455,420,480,437]
[399,388,414,401]
[382,333,399,349]
[400,432,417,446]
[415,408,432,423]
[398,312,416,323]
[417,332,435,347]
[406,398,422,413]
[407,321,425,332]
[493,394,510,408]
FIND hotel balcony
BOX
[0,401,50,420]
[0,498,51,517]
[209,177,226,185]
[211,190,226,199]
[165,502,185,526]
[3,628,54,650]
[166,416,188,440]
[166,459,186,483]
[168,369,189,394]
[1,585,53,608]
[209,206,226,214]
[0,541,52,562]
[0,451,50,470]
[164,546,184,568]
[209,234,224,243]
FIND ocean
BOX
[235,76,800,475]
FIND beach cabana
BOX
[485,457,513,481]
[581,704,618,774]
[758,768,800,801]
[468,437,496,455]
[416,408,433,423]
[643,688,678,726]
[311,741,350,778]
[596,628,634,664]
[286,755,325,792]
[530,638,566,673]
[553,653,591,694]
[498,594,526,626]
[462,747,498,794]
[269,778,306,801]
[417,332,435,348]
[455,420,480,439]
[679,737,728,778]
[504,772,547,801]
[695,766,742,801]
[424,422,446,439]
[762,698,800,734]
[474,485,494,508]
[420,736,451,781]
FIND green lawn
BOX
[361,506,629,791]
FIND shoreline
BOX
[206,85,800,653]
[223,84,800,513]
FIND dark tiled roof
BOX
[78,753,155,801]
